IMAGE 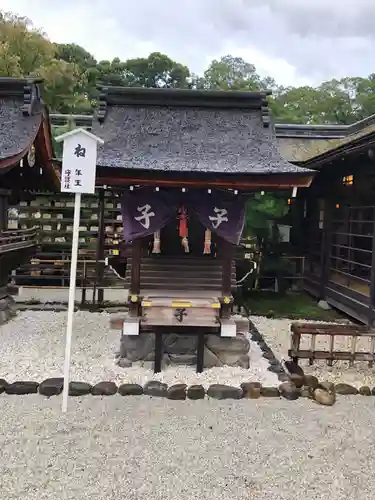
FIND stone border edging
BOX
[0,378,373,405]
[248,320,289,382]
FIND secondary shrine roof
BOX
[0,78,44,161]
[92,86,313,177]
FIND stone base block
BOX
[117,317,251,369]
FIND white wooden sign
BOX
[59,128,103,194]
[55,128,104,413]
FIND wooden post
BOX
[129,238,141,316]
[320,200,333,300]
[154,330,163,373]
[0,190,10,231]
[196,333,205,373]
[95,188,106,305]
[221,238,233,319]
[130,239,141,295]
[368,207,375,326]
[221,238,233,295]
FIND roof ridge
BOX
[0,77,44,116]
[96,85,271,125]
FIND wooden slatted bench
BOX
[289,322,375,367]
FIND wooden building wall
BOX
[302,157,375,324]
[9,189,125,288]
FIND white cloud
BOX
[1,0,374,87]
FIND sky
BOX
[1,0,374,88]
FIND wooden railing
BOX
[0,227,38,254]
[289,322,375,368]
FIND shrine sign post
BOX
[55,128,104,413]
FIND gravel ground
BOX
[1,395,375,500]
[0,311,278,387]
[251,316,375,388]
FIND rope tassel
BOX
[203,229,211,254]
[152,231,161,254]
[182,236,189,253]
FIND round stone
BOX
[288,373,305,389]
[279,381,300,401]
[68,381,92,396]
[6,381,39,395]
[261,387,280,397]
[319,381,335,392]
[167,384,187,400]
[39,378,64,397]
[359,386,371,396]
[314,388,336,406]
[144,381,168,397]
[92,381,118,396]
[304,375,320,390]
[0,378,9,394]
[241,382,261,399]
[187,385,205,400]
[334,383,358,395]
[118,383,143,396]
[207,384,243,400]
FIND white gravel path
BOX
[251,315,375,388]
[0,311,278,388]
[1,395,375,500]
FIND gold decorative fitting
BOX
[130,295,138,303]
[223,296,231,304]
[27,143,36,167]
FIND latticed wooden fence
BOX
[289,322,375,368]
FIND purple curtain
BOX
[188,193,246,245]
[121,189,177,242]
[121,188,246,245]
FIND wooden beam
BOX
[97,173,314,190]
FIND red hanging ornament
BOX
[178,205,188,238]
[178,205,189,253]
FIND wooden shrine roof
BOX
[49,107,375,166]
[91,86,313,178]
[277,114,375,163]
[0,77,57,188]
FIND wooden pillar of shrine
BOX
[0,189,10,231]
[129,238,141,316]
[368,207,375,326]
[319,199,333,300]
[221,237,233,319]
[95,188,106,305]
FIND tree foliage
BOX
[2,8,375,124]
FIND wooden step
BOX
[124,256,236,292]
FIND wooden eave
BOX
[302,130,375,170]
[95,166,314,190]
[0,112,59,190]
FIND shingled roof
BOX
[276,114,375,163]
[0,78,44,162]
[91,86,313,176]
[0,77,58,189]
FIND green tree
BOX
[0,10,87,113]
[96,58,128,87]
[203,55,261,90]
[54,42,99,103]
[34,59,90,113]
[0,11,54,75]
[122,52,190,88]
